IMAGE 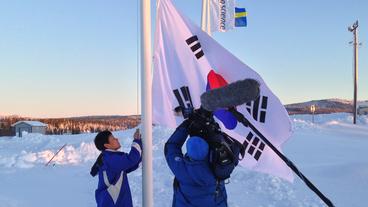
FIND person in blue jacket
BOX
[91,129,142,207]
[165,119,228,207]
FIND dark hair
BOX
[94,130,112,151]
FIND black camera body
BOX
[178,106,245,158]
[177,106,245,180]
[187,107,220,138]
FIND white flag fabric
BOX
[153,0,294,182]
[209,0,235,32]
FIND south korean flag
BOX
[153,0,294,182]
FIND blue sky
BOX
[0,0,367,118]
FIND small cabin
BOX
[358,106,368,115]
[11,121,48,137]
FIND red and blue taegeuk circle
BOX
[206,70,238,130]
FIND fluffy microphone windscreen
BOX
[201,79,260,112]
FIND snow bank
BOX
[0,134,100,168]
[0,113,367,207]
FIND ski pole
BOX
[229,109,335,207]
[45,144,67,166]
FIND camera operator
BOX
[164,117,228,207]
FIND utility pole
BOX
[310,104,316,124]
[348,20,359,124]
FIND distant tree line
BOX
[0,115,140,136]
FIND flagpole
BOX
[201,0,207,32]
[141,0,153,206]
[206,0,212,36]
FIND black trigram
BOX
[243,131,266,161]
[173,86,194,118]
[186,35,204,59]
[246,96,268,123]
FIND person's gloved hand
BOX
[133,129,141,140]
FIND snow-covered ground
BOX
[0,113,367,207]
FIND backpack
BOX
[207,132,244,180]
[90,153,103,177]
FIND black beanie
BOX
[94,130,112,151]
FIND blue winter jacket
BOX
[95,139,142,207]
[165,127,228,207]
